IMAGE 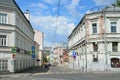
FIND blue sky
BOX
[15,0,116,47]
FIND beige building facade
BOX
[68,6,120,71]
[53,47,66,66]
[34,29,44,66]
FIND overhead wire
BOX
[52,0,61,44]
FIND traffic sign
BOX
[72,52,76,56]
[12,54,16,58]
[73,56,76,59]
[32,46,35,51]
[11,47,16,53]
[31,46,35,59]
[72,52,76,59]
[32,53,35,59]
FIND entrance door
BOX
[111,58,120,68]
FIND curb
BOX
[0,73,32,79]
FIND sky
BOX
[15,0,116,47]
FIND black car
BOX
[44,62,50,68]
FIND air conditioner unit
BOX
[93,54,98,58]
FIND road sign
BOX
[11,47,16,53]
[32,46,35,51]
[32,54,35,59]
[72,52,76,56]
[73,56,76,59]
[12,54,16,58]
[72,52,76,59]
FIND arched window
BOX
[111,58,120,68]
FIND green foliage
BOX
[43,56,47,62]
[112,0,120,7]
[116,0,120,6]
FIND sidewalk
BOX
[0,66,50,79]
[57,65,120,74]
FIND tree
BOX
[112,0,120,7]
[43,56,47,62]
[116,0,120,6]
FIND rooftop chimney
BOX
[24,10,30,21]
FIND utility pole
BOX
[102,7,108,71]
[85,18,87,72]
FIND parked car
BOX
[44,62,51,68]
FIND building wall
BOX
[68,6,120,71]
[34,41,39,66]
[53,47,66,66]
[34,29,44,66]
[34,30,43,50]
[0,0,35,72]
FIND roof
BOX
[104,6,120,11]
[0,0,16,6]
[0,0,34,32]
[68,5,120,39]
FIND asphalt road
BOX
[0,66,120,80]
[1,72,120,80]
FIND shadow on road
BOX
[15,66,50,74]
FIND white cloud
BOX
[31,15,75,35]
[44,42,65,48]
[66,0,81,17]
[29,3,48,9]
[43,0,57,4]
[44,41,53,47]
[93,0,116,5]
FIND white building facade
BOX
[34,29,44,66]
[68,6,120,71]
[0,0,35,72]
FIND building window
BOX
[93,54,98,62]
[93,42,98,52]
[0,60,8,71]
[92,23,97,33]
[0,35,7,46]
[112,42,118,52]
[111,22,117,33]
[0,13,7,24]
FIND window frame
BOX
[93,42,98,52]
[111,22,117,33]
[0,35,7,46]
[0,13,7,24]
[92,23,97,34]
[112,42,118,52]
[93,54,98,62]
